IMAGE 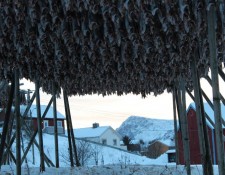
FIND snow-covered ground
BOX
[0,165,219,175]
[16,134,170,167]
[0,133,219,175]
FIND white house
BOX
[74,123,126,150]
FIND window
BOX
[57,121,62,127]
[168,153,176,163]
[102,139,107,145]
[43,120,48,128]
[113,139,117,146]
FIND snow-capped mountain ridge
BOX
[117,116,175,146]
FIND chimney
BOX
[93,123,99,128]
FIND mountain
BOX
[117,116,175,146]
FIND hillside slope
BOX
[117,116,175,146]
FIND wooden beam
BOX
[52,82,59,168]
[186,88,215,128]
[205,76,225,114]
[3,97,54,167]
[0,77,15,167]
[64,91,80,166]
[191,57,213,175]
[63,90,74,167]
[15,69,21,175]
[22,92,36,119]
[177,78,191,175]
[0,134,16,164]
[21,97,53,165]
[35,77,45,172]
[206,2,225,174]
[172,88,179,165]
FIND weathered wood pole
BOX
[187,88,215,129]
[35,77,45,171]
[0,77,15,167]
[172,88,179,165]
[64,91,80,166]
[52,82,59,168]
[63,90,74,167]
[206,2,225,174]
[15,69,21,175]
[191,57,213,175]
[21,97,54,166]
[205,76,225,121]
[177,78,191,175]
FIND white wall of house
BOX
[99,128,124,149]
[83,137,100,143]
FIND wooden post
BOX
[63,90,74,167]
[15,69,21,175]
[191,57,213,175]
[0,134,16,164]
[0,77,15,167]
[187,88,215,127]
[52,82,59,168]
[64,91,80,166]
[21,97,53,165]
[206,2,225,174]
[35,77,45,172]
[172,88,179,164]
[177,78,191,175]
[205,75,225,119]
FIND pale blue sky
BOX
[20,77,218,129]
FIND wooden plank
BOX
[177,78,191,175]
[52,83,59,167]
[19,97,54,166]
[206,2,225,174]
[205,76,225,126]
[0,134,16,164]
[64,91,80,166]
[0,77,15,166]
[191,57,213,175]
[63,90,74,167]
[172,88,179,164]
[35,77,45,172]
[15,69,21,175]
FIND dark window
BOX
[102,139,107,145]
[113,139,117,146]
[168,153,176,163]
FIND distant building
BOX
[74,123,126,150]
[141,140,169,159]
[178,103,225,165]
[166,149,176,163]
[21,105,66,135]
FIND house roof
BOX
[188,103,225,129]
[74,126,118,139]
[166,149,176,154]
[20,105,65,120]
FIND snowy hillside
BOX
[7,133,169,168]
[117,116,175,146]
[0,133,220,175]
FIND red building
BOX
[177,103,225,165]
[21,105,66,135]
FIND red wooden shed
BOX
[178,103,225,165]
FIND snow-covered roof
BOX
[166,149,176,154]
[74,126,111,138]
[188,103,225,129]
[20,105,65,119]
[160,139,175,147]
